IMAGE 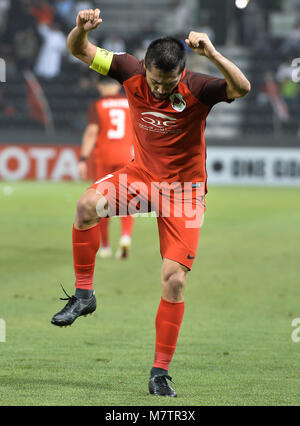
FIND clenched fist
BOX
[185,32,217,59]
[76,8,102,32]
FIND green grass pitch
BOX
[0,181,300,406]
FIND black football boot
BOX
[51,286,96,327]
[148,374,177,397]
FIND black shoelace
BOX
[59,285,77,307]
[154,375,175,389]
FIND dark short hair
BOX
[145,37,186,73]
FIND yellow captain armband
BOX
[89,47,114,76]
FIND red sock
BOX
[120,216,134,237]
[72,224,100,290]
[99,217,110,247]
[153,297,185,370]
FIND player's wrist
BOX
[206,50,221,61]
[79,156,87,162]
[75,25,89,34]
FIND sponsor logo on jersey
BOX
[138,111,182,134]
[141,112,177,128]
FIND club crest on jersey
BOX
[170,93,186,112]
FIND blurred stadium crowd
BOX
[0,0,299,139]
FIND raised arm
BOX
[185,32,251,100]
[67,8,102,65]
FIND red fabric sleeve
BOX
[184,71,234,107]
[108,53,144,84]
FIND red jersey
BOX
[102,53,233,184]
[88,94,134,171]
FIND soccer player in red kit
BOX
[51,8,251,397]
[78,77,134,259]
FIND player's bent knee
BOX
[163,270,186,290]
[76,190,107,226]
[76,196,96,226]
[162,268,187,301]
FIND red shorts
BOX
[90,163,205,269]
[92,162,126,182]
